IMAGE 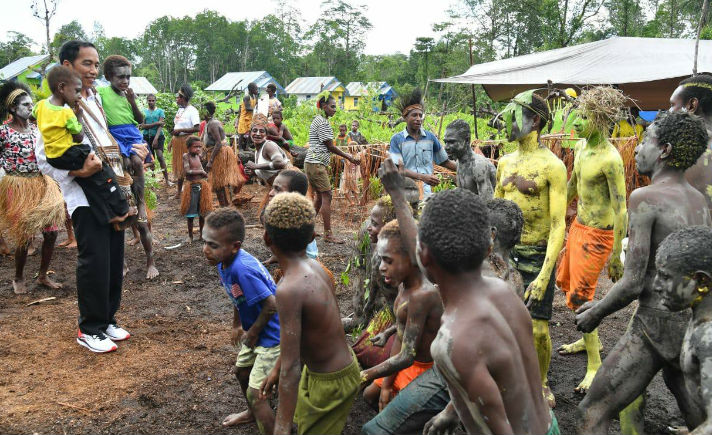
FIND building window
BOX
[354,98,359,106]
[306,95,311,99]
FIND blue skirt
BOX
[109,124,144,157]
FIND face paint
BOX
[573,112,594,138]
[635,124,662,176]
[110,66,131,92]
[655,263,699,311]
[12,95,33,120]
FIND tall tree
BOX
[0,32,35,68]
[51,20,88,55]
[30,0,58,58]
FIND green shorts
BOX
[305,162,332,192]
[235,345,280,390]
[295,352,361,435]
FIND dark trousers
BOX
[49,145,129,224]
[72,207,125,336]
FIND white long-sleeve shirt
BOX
[35,90,113,216]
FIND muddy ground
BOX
[0,182,682,434]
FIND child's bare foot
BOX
[127,237,140,246]
[324,233,344,244]
[63,239,77,249]
[37,274,63,290]
[222,410,254,426]
[542,385,556,408]
[146,263,159,280]
[109,212,131,224]
[57,237,75,248]
[12,279,28,294]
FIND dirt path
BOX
[0,183,682,434]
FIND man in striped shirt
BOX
[304,93,360,244]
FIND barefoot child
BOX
[576,111,711,434]
[657,226,712,435]
[202,208,280,434]
[263,193,360,435]
[336,124,348,146]
[181,137,212,242]
[34,65,129,226]
[412,176,557,435]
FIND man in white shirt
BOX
[36,40,147,353]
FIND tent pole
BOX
[693,0,710,75]
[469,38,479,139]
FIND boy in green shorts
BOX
[202,208,280,434]
[262,193,360,435]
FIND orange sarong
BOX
[374,360,434,393]
[556,219,614,310]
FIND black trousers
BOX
[72,207,125,336]
[49,145,129,224]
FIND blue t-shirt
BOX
[389,128,449,196]
[143,108,165,137]
[218,249,280,348]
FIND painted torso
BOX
[456,151,496,199]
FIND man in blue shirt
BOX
[389,89,457,196]
[202,208,279,434]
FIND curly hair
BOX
[378,219,407,255]
[186,136,203,150]
[278,170,309,195]
[654,111,709,170]
[375,195,396,223]
[204,101,216,116]
[0,81,31,121]
[265,193,316,252]
[419,188,491,272]
[487,198,524,250]
[679,74,712,116]
[47,65,81,93]
[445,119,471,142]
[102,55,132,80]
[205,207,246,243]
[656,226,712,278]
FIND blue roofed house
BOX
[344,82,397,111]
[0,54,51,85]
[284,77,347,105]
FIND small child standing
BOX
[348,120,367,145]
[657,226,712,435]
[336,124,348,146]
[35,65,129,225]
[180,137,212,242]
[202,208,280,434]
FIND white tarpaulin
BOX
[435,37,712,109]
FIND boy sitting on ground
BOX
[262,193,360,435]
[657,226,712,435]
[486,198,525,298]
[202,207,280,434]
[407,161,557,434]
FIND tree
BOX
[607,0,645,36]
[96,36,136,62]
[0,32,35,69]
[30,0,58,58]
[51,20,88,55]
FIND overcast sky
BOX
[6,0,451,56]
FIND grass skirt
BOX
[0,174,65,244]
[207,145,245,190]
[180,179,214,216]
[171,135,189,180]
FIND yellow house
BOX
[284,77,346,105]
[344,82,397,111]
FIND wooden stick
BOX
[26,296,56,306]
[56,401,91,413]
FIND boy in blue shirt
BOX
[202,208,279,434]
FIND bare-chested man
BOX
[658,226,712,435]
[575,111,711,434]
[670,74,712,211]
[495,90,567,407]
[261,193,360,435]
[442,119,496,199]
[413,178,557,435]
[555,87,628,394]
[360,160,443,411]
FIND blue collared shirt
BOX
[389,128,449,195]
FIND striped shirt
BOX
[304,115,333,167]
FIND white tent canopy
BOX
[435,37,712,109]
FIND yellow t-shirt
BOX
[33,99,82,159]
[237,96,256,134]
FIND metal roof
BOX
[94,76,158,94]
[285,77,345,95]
[205,71,285,93]
[345,81,397,97]
[0,54,50,81]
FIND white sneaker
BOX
[105,324,131,341]
[77,331,117,353]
